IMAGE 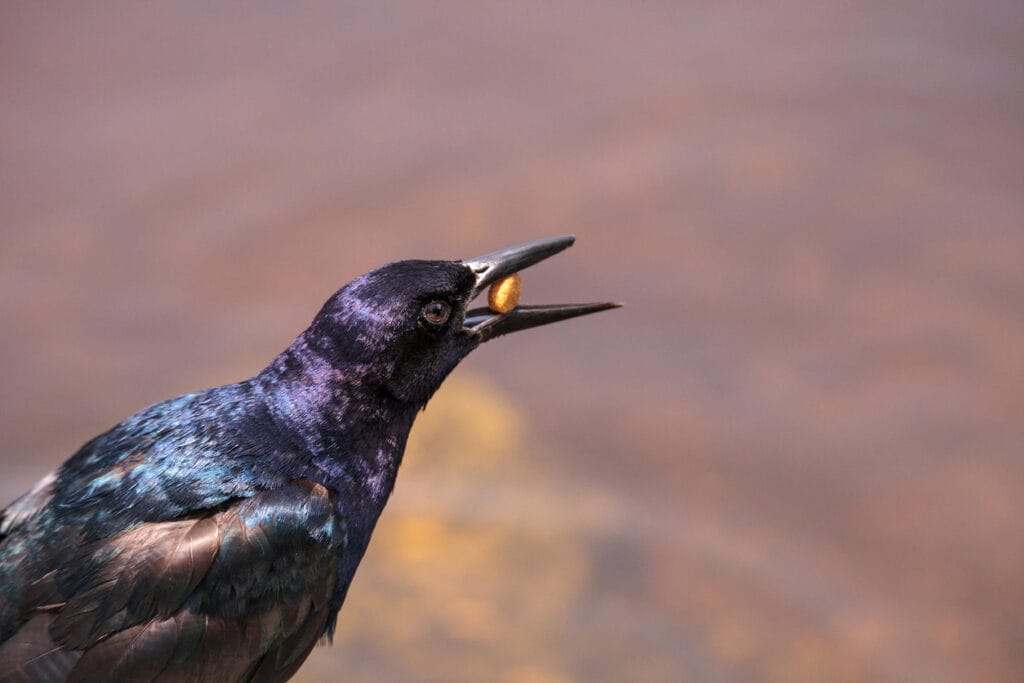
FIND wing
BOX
[0,479,345,683]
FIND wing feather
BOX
[0,614,80,683]
[1,479,343,683]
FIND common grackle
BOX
[0,236,618,682]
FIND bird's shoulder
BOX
[1,381,303,574]
[52,381,309,528]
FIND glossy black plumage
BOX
[0,237,617,682]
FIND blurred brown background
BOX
[1,2,1022,682]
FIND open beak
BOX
[460,235,621,342]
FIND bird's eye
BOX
[421,300,451,325]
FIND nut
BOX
[487,273,522,313]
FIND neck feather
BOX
[254,333,419,507]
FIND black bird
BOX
[0,236,617,682]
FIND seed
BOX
[488,273,522,313]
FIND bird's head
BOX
[301,236,619,406]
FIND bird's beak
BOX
[460,235,621,342]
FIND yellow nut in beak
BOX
[487,273,522,314]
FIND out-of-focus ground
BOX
[1,2,1022,681]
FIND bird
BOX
[0,235,618,682]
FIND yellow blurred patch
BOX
[405,374,526,476]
